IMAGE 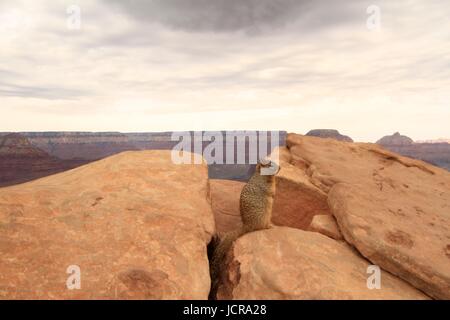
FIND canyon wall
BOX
[378,132,450,171]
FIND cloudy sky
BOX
[0,0,449,141]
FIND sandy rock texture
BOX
[272,158,331,229]
[209,179,244,236]
[216,227,428,300]
[0,151,214,299]
[215,133,449,300]
[285,134,450,299]
[308,214,343,240]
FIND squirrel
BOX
[209,159,280,297]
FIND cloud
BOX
[106,0,364,34]
[0,82,89,100]
[0,0,449,141]
[0,69,20,78]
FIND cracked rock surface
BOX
[215,133,450,300]
[0,151,214,299]
[216,227,428,300]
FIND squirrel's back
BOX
[240,171,276,232]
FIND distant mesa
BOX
[376,132,450,171]
[0,133,88,187]
[0,133,49,159]
[0,150,214,299]
[0,131,286,186]
[377,132,413,146]
[416,138,450,144]
[305,129,354,143]
[23,132,140,160]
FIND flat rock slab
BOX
[217,227,428,300]
[272,148,331,230]
[287,134,450,299]
[0,151,215,299]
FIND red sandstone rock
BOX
[216,227,428,300]
[0,151,214,299]
[268,146,331,230]
[209,179,244,235]
[286,133,450,299]
[308,214,343,240]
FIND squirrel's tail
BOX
[209,228,245,299]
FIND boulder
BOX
[271,147,331,230]
[308,214,343,240]
[216,227,428,300]
[0,151,214,299]
[287,133,450,299]
[209,179,244,235]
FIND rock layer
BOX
[0,133,88,187]
[24,132,139,160]
[0,151,214,299]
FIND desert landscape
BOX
[377,132,450,171]
[1,0,449,307]
[0,131,286,187]
[1,129,449,188]
[0,131,449,299]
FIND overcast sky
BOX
[0,0,449,141]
